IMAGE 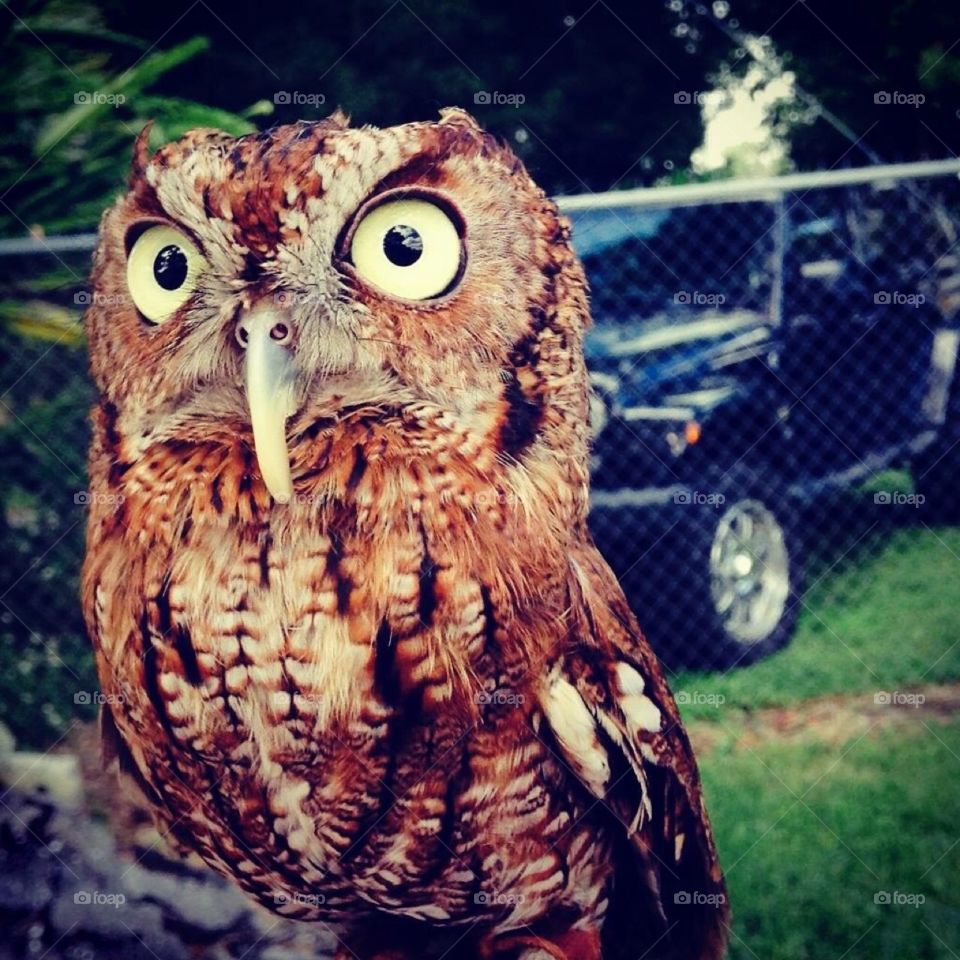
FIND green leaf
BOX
[135,96,258,137]
[34,35,210,155]
[15,16,149,51]
[0,300,86,347]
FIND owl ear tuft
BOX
[129,121,155,187]
[323,108,351,130]
[438,107,483,132]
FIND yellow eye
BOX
[349,198,463,300]
[126,225,207,324]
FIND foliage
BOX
[0,0,268,744]
[686,0,960,169]
[0,319,96,745]
[94,0,729,195]
[0,0,268,237]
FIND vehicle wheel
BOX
[913,439,960,524]
[676,464,805,669]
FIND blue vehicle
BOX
[563,161,960,667]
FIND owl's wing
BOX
[539,538,729,960]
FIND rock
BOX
[0,721,15,761]
[50,884,188,960]
[0,848,56,912]
[51,882,157,938]
[0,793,57,913]
[0,775,336,960]
[0,752,84,808]
[119,861,249,937]
[260,946,324,960]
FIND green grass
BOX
[700,715,960,960]
[673,523,960,720]
[671,494,960,958]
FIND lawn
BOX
[668,503,960,959]
[672,523,960,720]
[700,714,960,960]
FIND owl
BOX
[81,108,728,960]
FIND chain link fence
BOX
[1,160,959,743]
[566,160,960,670]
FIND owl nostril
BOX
[235,314,293,349]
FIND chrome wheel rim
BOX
[709,499,790,645]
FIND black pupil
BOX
[383,224,422,267]
[153,244,189,290]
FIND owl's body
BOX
[83,111,728,959]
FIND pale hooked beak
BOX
[237,309,297,504]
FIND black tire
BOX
[663,463,805,669]
[913,437,960,525]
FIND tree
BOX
[684,0,960,169]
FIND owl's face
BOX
[86,109,588,503]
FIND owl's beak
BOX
[237,309,296,505]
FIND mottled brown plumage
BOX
[82,109,728,959]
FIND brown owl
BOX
[81,108,728,960]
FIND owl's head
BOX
[87,109,590,507]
